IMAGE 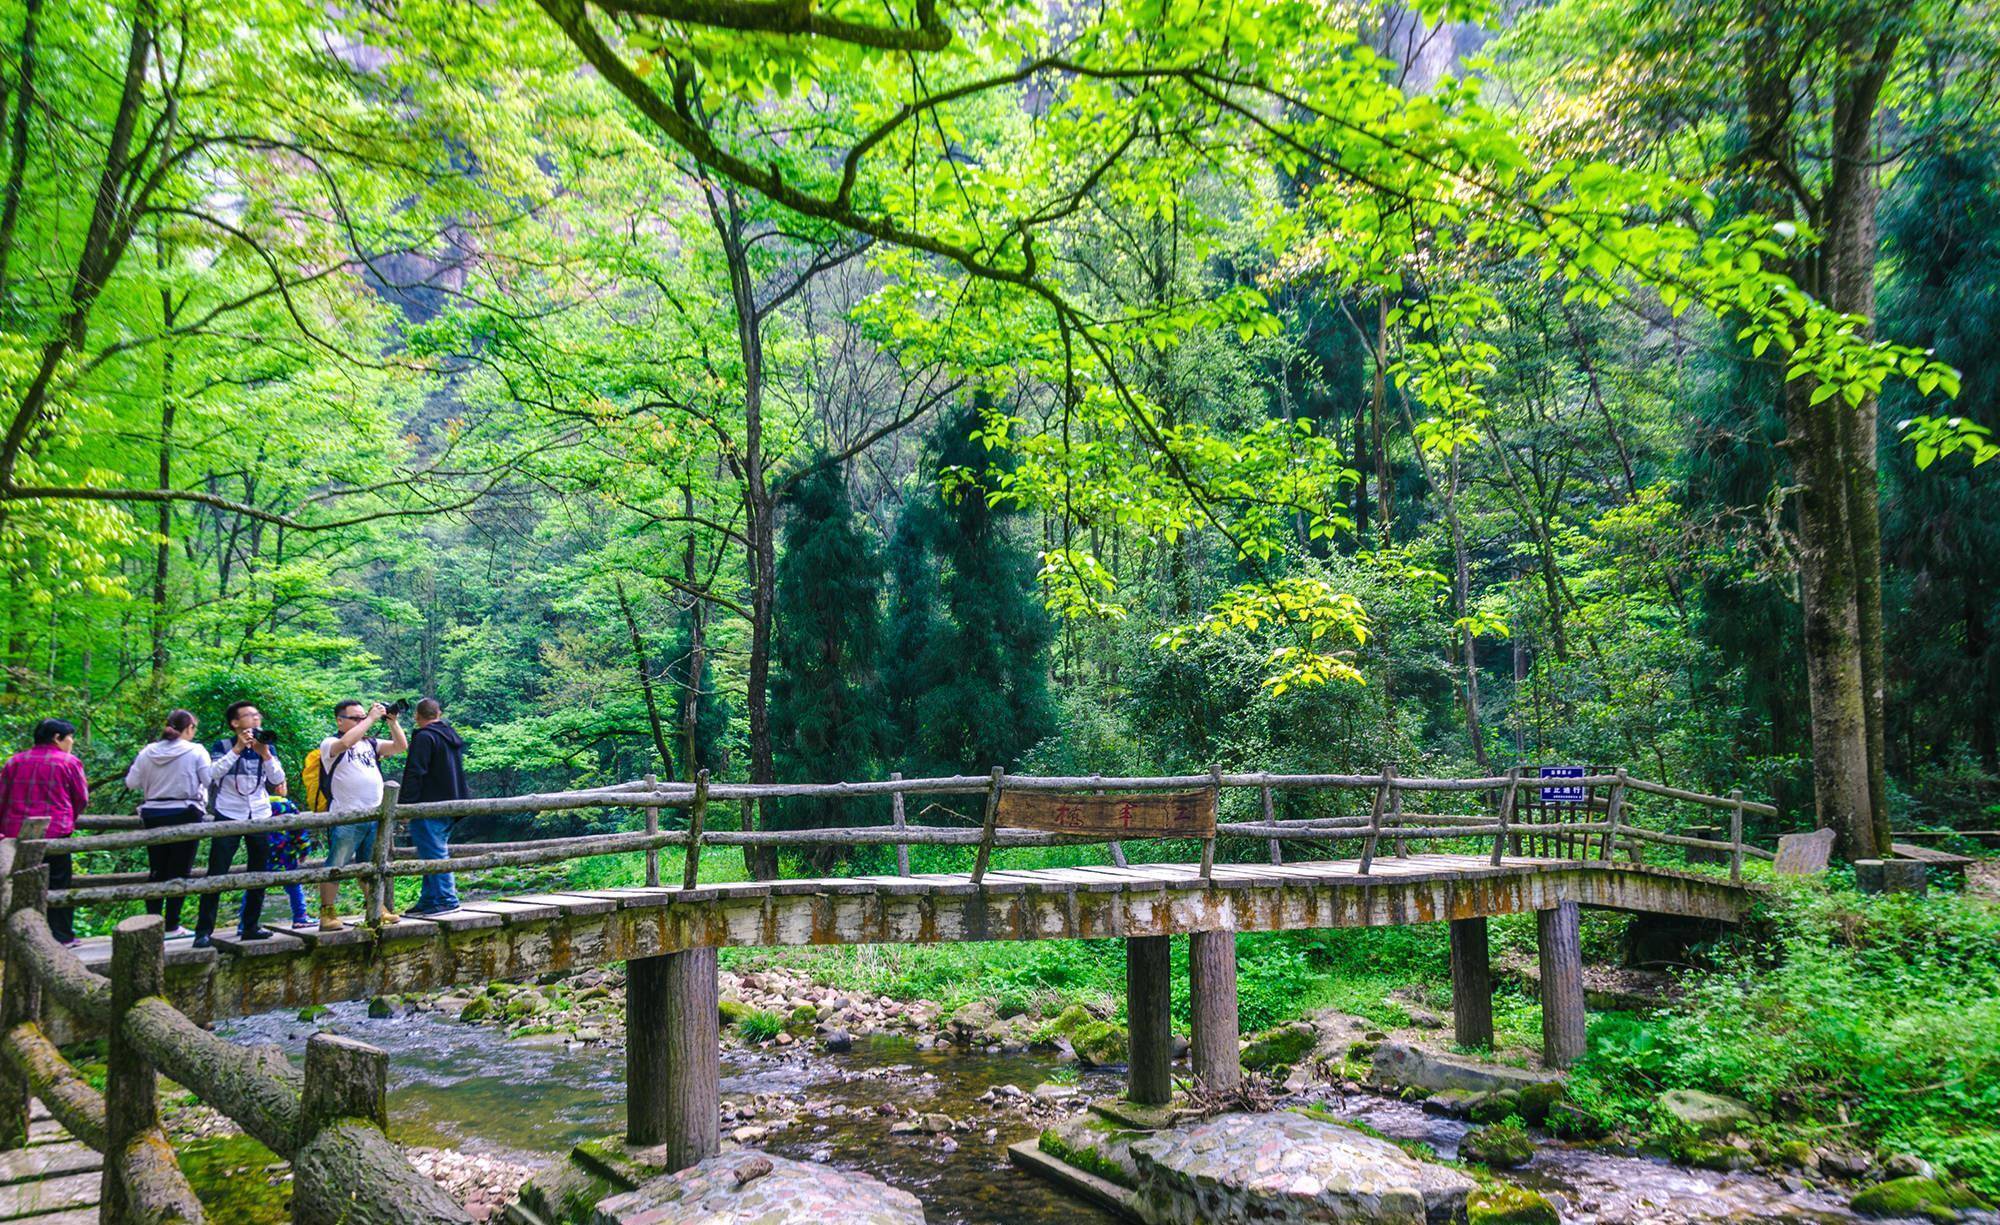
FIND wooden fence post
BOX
[1262,785,1280,865]
[1199,765,1221,882]
[1359,764,1393,874]
[1448,916,1494,1050]
[103,914,165,1221]
[1600,768,1628,862]
[1188,929,1240,1093]
[1125,936,1172,1106]
[1388,781,1408,858]
[293,1032,469,1224]
[1488,767,1522,867]
[970,768,1004,885]
[0,821,48,1151]
[682,770,709,891]
[1536,900,1587,1069]
[644,773,661,888]
[367,782,399,925]
[1728,789,1745,884]
[890,773,910,877]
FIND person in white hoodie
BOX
[123,710,211,936]
[195,701,286,947]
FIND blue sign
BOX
[1539,765,1587,804]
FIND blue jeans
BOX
[410,817,458,909]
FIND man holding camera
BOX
[402,698,468,915]
[197,701,286,948]
[314,699,407,932]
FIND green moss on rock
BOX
[1850,1177,1992,1223]
[1461,1122,1535,1170]
[1467,1184,1560,1225]
[1241,1022,1317,1071]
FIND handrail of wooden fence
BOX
[0,820,468,1224]
[41,768,1774,911]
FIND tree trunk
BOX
[0,0,40,299]
[710,187,779,880]
[150,269,175,684]
[615,576,675,775]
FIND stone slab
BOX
[0,1169,97,1220]
[0,1143,98,1188]
[209,929,307,957]
[594,1150,923,1224]
[417,907,505,933]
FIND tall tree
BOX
[769,463,889,848]
[887,401,1055,776]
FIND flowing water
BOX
[222,1004,1958,1224]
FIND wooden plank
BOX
[417,907,505,933]
[0,1170,98,1220]
[457,898,561,924]
[505,892,618,916]
[266,920,374,949]
[0,1142,98,1187]
[5,1210,94,1225]
[1891,842,1974,866]
[996,788,1216,837]
[208,929,309,958]
[372,914,442,942]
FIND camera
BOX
[252,728,277,745]
[384,699,412,718]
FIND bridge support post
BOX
[1448,917,1494,1050]
[1188,929,1240,1093]
[1125,936,1172,1105]
[627,947,719,1170]
[1536,901,1587,1068]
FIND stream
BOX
[221,1003,1949,1224]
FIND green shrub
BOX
[737,1009,784,1043]
[1566,879,2000,1198]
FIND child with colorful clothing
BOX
[266,795,314,925]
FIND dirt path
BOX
[1966,859,2000,901]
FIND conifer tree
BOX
[769,463,889,835]
[887,401,1055,776]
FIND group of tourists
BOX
[0,697,469,949]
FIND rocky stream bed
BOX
[189,963,1996,1224]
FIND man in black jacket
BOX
[402,699,468,915]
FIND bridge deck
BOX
[55,853,1751,1033]
[0,1101,100,1224]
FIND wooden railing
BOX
[43,767,1778,916]
[0,820,469,1224]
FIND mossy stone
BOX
[1461,1122,1535,1169]
[1071,1020,1128,1068]
[504,991,548,1020]
[295,1004,330,1023]
[1850,1176,1992,1223]
[1467,1184,1560,1225]
[718,998,750,1026]
[367,995,395,1019]
[179,1134,289,1224]
[1515,1080,1564,1126]
[1240,1022,1317,1071]
[458,995,495,1023]
[1468,1089,1522,1124]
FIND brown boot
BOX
[315,881,345,932]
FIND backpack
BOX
[302,747,338,812]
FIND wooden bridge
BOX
[0,766,1771,1222]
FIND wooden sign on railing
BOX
[996,788,1217,837]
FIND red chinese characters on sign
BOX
[995,789,1217,837]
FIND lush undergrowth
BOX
[1565,876,2000,1198]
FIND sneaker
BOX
[408,901,461,916]
[290,916,311,927]
[60,938,81,950]
[163,926,191,939]
[238,927,273,941]
[191,934,212,949]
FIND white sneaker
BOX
[163,926,191,939]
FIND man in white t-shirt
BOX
[315,699,407,932]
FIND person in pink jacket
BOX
[0,719,89,945]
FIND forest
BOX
[3,0,1993,859]
[2,0,2000,1221]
